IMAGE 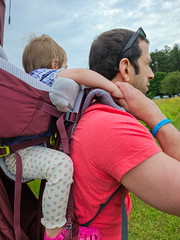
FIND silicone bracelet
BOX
[151,119,172,137]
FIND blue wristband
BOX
[151,119,172,137]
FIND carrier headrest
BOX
[49,77,81,112]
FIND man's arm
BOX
[116,82,180,216]
[115,82,180,161]
[57,68,123,98]
[121,151,180,216]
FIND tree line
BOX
[147,43,180,99]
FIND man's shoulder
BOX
[80,102,151,137]
[83,102,136,121]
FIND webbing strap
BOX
[8,140,47,240]
[64,187,74,240]
[8,136,49,153]
[78,89,128,238]
[121,185,128,240]
[72,86,85,113]
[37,100,62,118]
[14,151,22,240]
[81,185,128,239]
[65,186,81,240]
[64,216,73,240]
[56,113,70,155]
[36,180,46,240]
[10,146,28,240]
[81,186,120,227]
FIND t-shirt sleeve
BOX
[85,108,161,182]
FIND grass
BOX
[129,194,180,239]
[128,97,180,239]
[29,97,180,239]
[28,179,41,198]
[154,97,180,130]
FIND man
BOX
[70,28,180,240]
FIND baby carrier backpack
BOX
[0,56,128,240]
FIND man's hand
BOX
[114,82,166,130]
[114,82,180,160]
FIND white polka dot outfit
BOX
[4,68,74,229]
[5,146,73,229]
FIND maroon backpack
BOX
[0,59,128,240]
[0,61,85,240]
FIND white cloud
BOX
[139,0,156,11]
[2,0,180,70]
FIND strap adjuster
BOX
[65,221,73,230]
[65,111,77,123]
[0,146,10,157]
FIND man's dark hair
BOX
[89,28,148,80]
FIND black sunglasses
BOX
[121,27,146,55]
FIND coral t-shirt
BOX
[70,103,161,240]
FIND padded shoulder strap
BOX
[81,185,128,239]
[81,186,121,227]
[80,89,128,239]
[81,88,125,116]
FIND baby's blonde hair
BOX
[22,34,67,73]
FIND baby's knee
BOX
[46,152,73,180]
[56,152,73,170]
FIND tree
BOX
[168,44,180,72]
[150,48,170,73]
[150,44,180,73]
[160,71,180,95]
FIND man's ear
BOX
[51,58,60,70]
[119,58,131,83]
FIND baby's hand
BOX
[110,84,124,99]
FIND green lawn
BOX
[29,97,180,239]
[129,194,180,239]
[28,179,41,198]
[154,97,180,131]
[128,97,180,239]
[173,112,180,130]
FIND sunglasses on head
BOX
[121,27,146,55]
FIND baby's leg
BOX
[5,146,73,238]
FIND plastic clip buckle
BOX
[65,111,77,123]
[66,221,73,230]
[0,146,10,157]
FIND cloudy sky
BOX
[2,0,180,70]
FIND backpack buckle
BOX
[65,111,77,123]
[0,146,10,157]
[65,221,73,230]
